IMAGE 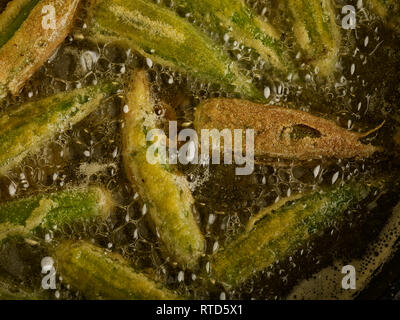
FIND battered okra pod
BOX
[211,179,383,287]
[286,0,341,76]
[165,0,291,72]
[368,0,400,31]
[87,0,264,101]
[0,277,43,300]
[54,241,180,300]
[194,98,382,160]
[0,0,81,98]
[0,0,40,48]
[0,82,118,175]
[0,187,113,241]
[122,70,205,269]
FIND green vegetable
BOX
[122,70,205,269]
[0,82,119,175]
[55,240,180,300]
[0,276,44,300]
[0,0,81,98]
[87,0,264,101]
[286,0,341,76]
[0,0,40,49]
[164,0,292,73]
[211,178,385,287]
[0,186,113,241]
[193,98,382,160]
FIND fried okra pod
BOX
[0,186,113,242]
[0,0,81,98]
[285,0,341,76]
[194,98,382,160]
[87,0,264,101]
[211,179,384,287]
[122,70,205,269]
[162,0,292,73]
[54,241,180,300]
[0,82,118,175]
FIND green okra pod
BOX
[0,82,119,175]
[163,0,291,73]
[0,0,81,98]
[87,0,264,101]
[286,0,341,76]
[0,0,40,49]
[0,186,113,241]
[211,178,385,287]
[122,70,205,269]
[54,240,180,300]
[0,275,45,300]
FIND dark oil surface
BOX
[0,0,399,300]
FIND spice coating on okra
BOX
[0,187,113,241]
[122,70,205,269]
[211,180,376,287]
[286,0,341,76]
[0,0,81,98]
[0,82,119,175]
[194,98,382,160]
[164,0,291,72]
[87,0,264,101]
[55,241,180,300]
[0,0,40,49]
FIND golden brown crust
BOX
[194,98,382,160]
[0,0,80,97]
